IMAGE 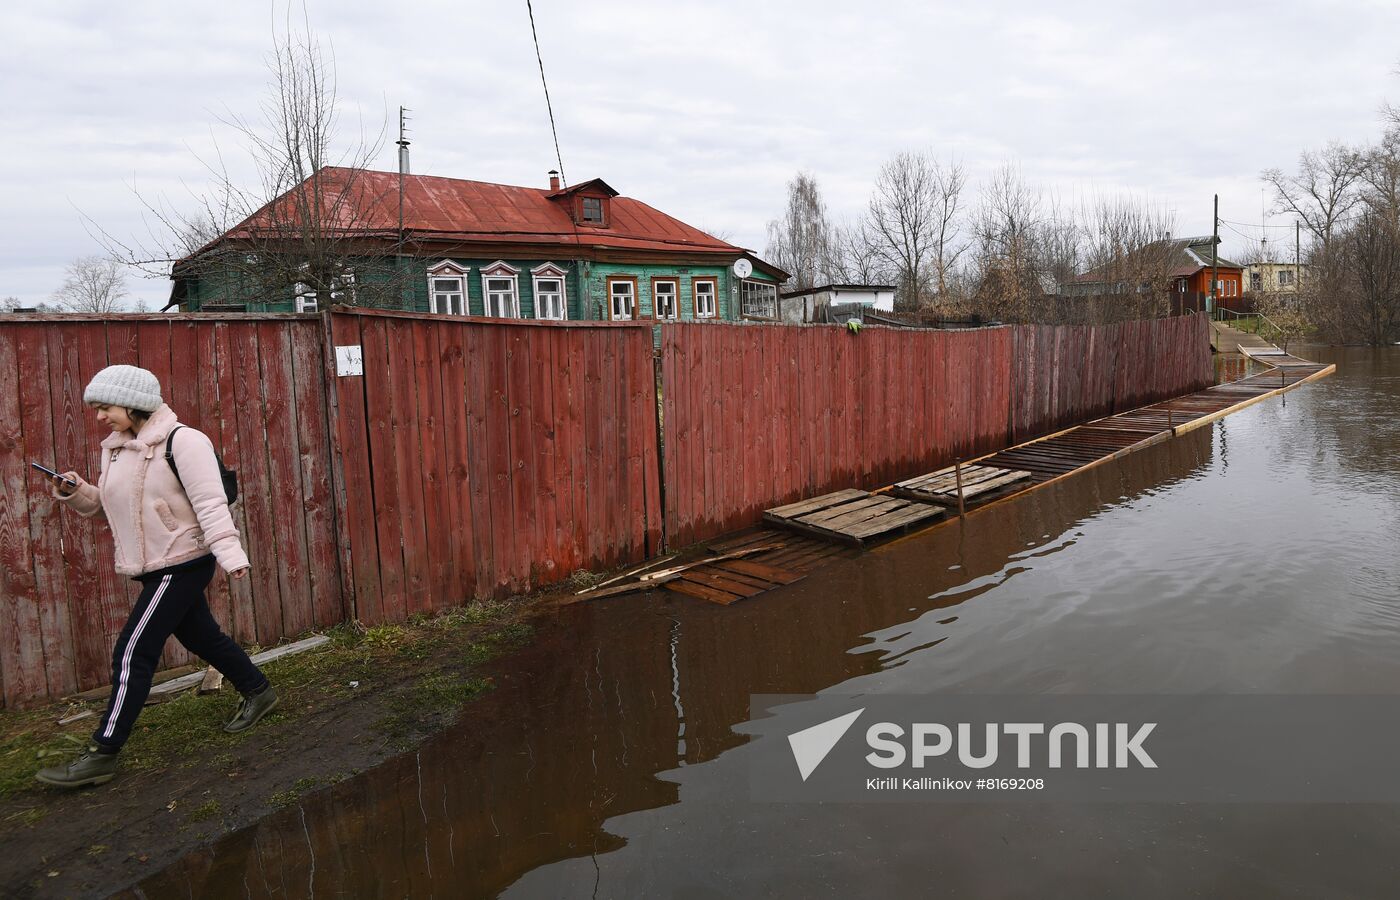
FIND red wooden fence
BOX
[1,310,1206,707]
[662,314,1213,544]
[326,309,663,624]
[1010,314,1213,442]
[0,315,343,707]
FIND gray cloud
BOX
[2,0,1397,308]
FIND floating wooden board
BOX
[662,558,807,606]
[892,464,1033,507]
[762,490,945,547]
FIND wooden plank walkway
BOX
[979,357,1333,486]
[660,348,1333,606]
[658,529,859,605]
[892,464,1033,508]
[761,490,946,547]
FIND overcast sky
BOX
[3,0,1399,309]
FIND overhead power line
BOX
[527,0,567,188]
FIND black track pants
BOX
[93,555,267,752]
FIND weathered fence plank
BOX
[661,315,1211,544]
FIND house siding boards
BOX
[409,258,581,319]
[1184,267,1242,297]
[582,262,733,321]
[183,258,756,322]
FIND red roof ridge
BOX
[185,166,746,260]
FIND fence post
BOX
[953,457,966,519]
[319,309,359,622]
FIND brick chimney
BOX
[548,169,560,191]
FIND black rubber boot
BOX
[224,684,279,733]
[35,749,119,789]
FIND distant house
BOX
[776,283,896,324]
[1065,235,1244,302]
[1243,261,1307,296]
[171,167,788,322]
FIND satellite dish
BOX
[732,258,753,279]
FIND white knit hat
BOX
[84,365,163,412]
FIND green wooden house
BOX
[170,167,788,322]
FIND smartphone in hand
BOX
[31,462,77,489]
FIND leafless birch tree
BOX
[764,172,835,291]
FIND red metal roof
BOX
[223,167,741,257]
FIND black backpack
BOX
[165,425,239,506]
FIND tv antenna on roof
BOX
[398,106,412,175]
[397,106,412,262]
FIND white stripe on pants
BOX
[102,574,173,740]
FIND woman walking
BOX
[35,364,277,788]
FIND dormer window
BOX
[549,178,618,228]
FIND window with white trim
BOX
[427,261,469,315]
[608,277,636,320]
[331,270,354,304]
[485,277,518,316]
[480,262,521,318]
[1278,269,1295,287]
[293,266,353,312]
[535,278,564,319]
[431,275,465,315]
[653,278,678,320]
[741,279,778,319]
[532,267,567,321]
[694,278,717,318]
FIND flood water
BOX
[132,346,1400,899]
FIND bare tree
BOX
[1360,124,1400,233]
[94,23,399,310]
[1261,142,1365,254]
[968,165,1047,319]
[929,159,967,296]
[1077,197,1179,318]
[2,296,61,312]
[1327,208,1400,344]
[51,256,130,313]
[867,152,965,308]
[764,172,835,291]
[828,217,892,285]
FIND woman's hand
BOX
[232,567,250,580]
[54,471,80,497]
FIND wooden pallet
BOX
[663,557,806,605]
[891,464,1033,507]
[762,489,945,547]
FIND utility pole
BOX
[397,106,411,306]
[1211,194,1219,317]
